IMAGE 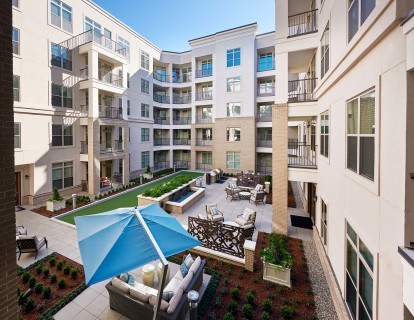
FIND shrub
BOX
[22,272,31,283]
[230,287,239,300]
[63,265,71,275]
[246,291,255,305]
[38,302,46,312]
[242,304,253,319]
[228,300,237,313]
[28,277,36,288]
[70,268,78,279]
[307,299,315,307]
[260,233,292,269]
[142,175,193,198]
[280,305,294,318]
[208,311,217,320]
[56,260,64,271]
[24,297,35,312]
[49,187,63,201]
[49,257,56,266]
[35,264,43,274]
[57,278,66,289]
[214,295,221,307]
[43,267,50,278]
[50,273,57,283]
[261,299,272,313]
[34,282,43,294]
[267,292,276,300]
[18,293,25,305]
[261,311,271,320]
[223,278,229,285]
[43,286,52,299]
[223,313,234,320]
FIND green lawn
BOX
[58,171,203,225]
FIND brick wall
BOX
[0,0,18,318]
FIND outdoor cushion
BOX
[167,287,184,315]
[184,254,194,268]
[133,282,157,296]
[173,269,184,281]
[127,275,135,286]
[130,285,150,302]
[162,290,174,302]
[255,184,263,191]
[149,295,169,311]
[164,277,182,294]
[120,273,129,283]
[180,261,189,277]
[210,206,219,216]
[211,215,224,222]
[235,217,248,226]
[198,213,207,220]
[112,277,130,293]
[242,210,251,221]
[229,182,237,189]
[180,270,193,291]
[188,256,201,276]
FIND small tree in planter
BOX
[261,233,293,288]
[143,165,153,180]
[46,188,66,212]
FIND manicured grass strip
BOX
[58,171,203,225]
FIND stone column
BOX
[272,104,288,235]
[244,240,257,272]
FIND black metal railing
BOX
[196,163,213,171]
[257,60,275,72]
[100,140,123,153]
[257,86,275,96]
[288,142,317,168]
[195,68,213,78]
[256,139,272,148]
[256,165,272,175]
[153,94,170,104]
[173,160,190,169]
[99,106,123,119]
[173,138,191,145]
[154,161,170,170]
[195,139,212,146]
[154,117,170,125]
[195,91,213,101]
[196,116,213,124]
[98,69,123,87]
[256,114,272,122]
[288,78,317,102]
[153,73,170,83]
[80,141,88,154]
[173,95,192,104]
[80,67,88,80]
[172,75,192,83]
[173,117,191,125]
[154,138,170,146]
[288,9,318,37]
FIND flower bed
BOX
[142,175,193,197]
[16,253,87,320]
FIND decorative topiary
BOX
[242,304,253,319]
[49,187,63,202]
[50,273,57,283]
[70,268,78,279]
[35,264,43,274]
[24,297,35,312]
[246,291,255,305]
[63,265,70,275]
[56,260,64,271]
[28,277,36,288]
[261,311,271,320]
[43,267,50,278]
[22,272,30,284]
[57,278,66,289]
[49,257,56,267]
[228,300,237,313]
[223,313,234,320]
[43,286,52,299]
[280,305,294,318]
[261,299,272,313]
[34,282,43,294]
[230,287,239,300]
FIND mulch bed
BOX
[17,253,86,320]
[177,232,316,320]
[32,202,90,218]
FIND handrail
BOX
[288,142,317,168]
[288,9,318,37]
[288,77,317,102]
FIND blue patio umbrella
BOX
[75,203,201,319]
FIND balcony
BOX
[256,114,272,122]
[256,164,272,175]
[99,106,123,119]
[154,117,170,125]
[153,73,170,83]
[288,9,318,37]
[172,75,192,84]
[195,139,212,146]
[257,86,275,97]
[173,160,190,169]
[173,138,191,146]
[100,140,123,153]
[173,117,191,125]
[154,138,170,146]
[98,69,123,87]
[154,161,170,170]
[195,68,213,78]
[196,116,213,124]
[153,94,170,104]
[195,91,213,101]
[256,139,272,148]
[80,141,88,154]
[398,246,414,316]
[288,142,317,168]
[288,78,317,103]
[257,60,275,72]
[173,95,192,104]
[196,163,213,171]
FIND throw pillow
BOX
[162,290,174,302]
[255,184,263,191]
[229,182,237,189]
[120,272,129,283]
[242,210,251,221]
[184,254,194,269]
[127,275,135,286]
[210,206,218,216]
[180,261,189,278]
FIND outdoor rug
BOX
[215,180,226,184]
[290,215,313,230]
[15,206,25,212]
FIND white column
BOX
[275,52,288,104]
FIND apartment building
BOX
[13,0,276,203]
[272,1,414,319]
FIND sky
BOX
[93,0,275,52]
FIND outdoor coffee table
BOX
[223,221,239,227]
[239,191,251,200]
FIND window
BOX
[202,129,212,140]
[202,152,212,164]
[127,73,130,88]
[117,36,130,57]
[141,128,149,142]
[227,48,241,67]
[258,52,274,71]
[141,50,150,70]
[127,100,130,116]
[85,17,101,36]
[227,103,241,117]
[258,104,272,120]
[320,111,329,158]
[12,0,19,8]
[321,200,327,246]
[50,0,72,33]
[52,125,73,146]
[141,79,149,94]
[14,123,21,149]
[12,27,19,55]
[347,90,375,181]
[51,43,72,71]
[201,107,212,119]
[258,79,275,95]
[226,151,240,169]
[141,151,150,169]
[52,162,73,190]
[227,77,241,92]
[141,103,150,118]
[348,0,376,42]
[346,222,374,320]
[13,75,20,102]
[226,128,241,142]
[321,22,330,78]
[51,84,72,108]
[201,60,212,77]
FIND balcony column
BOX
[88,86,99,118]
[275,52,288,104]
[88,49,99,82]
[275,0,288,39]
[87,118,101,196]
[121,94,128,120]
[272,104,288,235]
[122,63,128,88]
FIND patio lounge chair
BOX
[227,182,241,193]
[16,235,48,260]
[250,191,265,206]
[250,184,264,195]
[205,204,224,222]
[225,187,240,201]
[235,208,256,228]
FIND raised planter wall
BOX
[262,261,291,288]
[165,187,205,214]
[46,199,66,212]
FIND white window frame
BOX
[227,76,241,93]
[226,151,240,169]
[226,102,241,117]
[141,103,150,118]
[141,79,149,94]
[14,122,21,149]
[320,199,327,247]
[50,0,72,33]
[141,151,150,169]
[51,83,72,108]
[51,124,73,147]
[141,50,150,70]
[52,161,74,190]
[127,100,130,116]
[201,152,212,164]
[226,128,241,142]
[320,22,330,79]
[51,42,72,71]
[12,27,19,55]
[320,111,329,158]
[13,75,20,102]
[227,48,241,67]
[141,128,150,142]
[348,0,376,43]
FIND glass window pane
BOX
[360,137,375,180]
[346,273,357,319]
[361,0,376,24]
[360,91,375,134]
[347,99,358,134]
[347,240,358,283]
[359,240,374,271]
[53,179,63,190]
[359,262,373,317]
[62,9,71,22]
[52,125,62,135]
[348,0,359,42]
[347,136,358,172]
[64,166,73,178]
[52,167,62,180]
[347,222,358,244]
[359,299,372,320]
[52,136,62,146]
[64,177,73,188]
[64,136,73,145]
[51,2,61,16]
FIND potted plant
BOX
[143,165,153,180]
[46,188,66,212]
[261,233,292,288]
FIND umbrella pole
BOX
[135,210,169,320]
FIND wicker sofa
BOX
[106,258,206,320]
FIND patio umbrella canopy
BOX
[75,203,200,286]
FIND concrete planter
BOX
[143,173,153,180]
[46,199,66,212]
[262,261,291,288]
